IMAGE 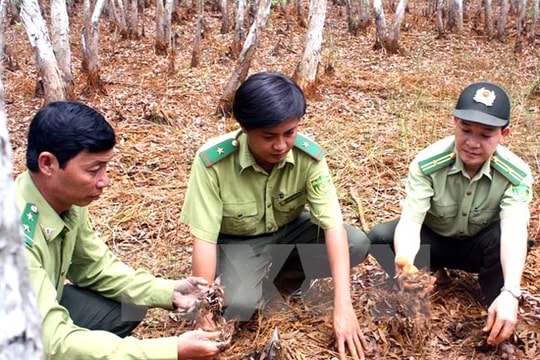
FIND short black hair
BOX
[26,101,116,172]
[232,72,306,130]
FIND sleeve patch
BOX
[310,175,332,196]
[511,183,532,202]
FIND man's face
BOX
[244,118,300,172]
[453,117,510,176]
[46,149,114,212]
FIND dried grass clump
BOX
[369,277,432,355]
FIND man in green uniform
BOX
[368,82,533,346]
[17,101,228,359]
[181,72,371,360]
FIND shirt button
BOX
[466,191,472,195]
[266,224,273,231]
[462,212,467,216]
[267,204,271,208]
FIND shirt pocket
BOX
[221,201,258,235]
[273,192,307,224]
[426,203,458,229]
[469,209,499,235]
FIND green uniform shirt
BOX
[180,131,343,243]
[16,171,179,360]
[402,136,533,238]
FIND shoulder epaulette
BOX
[294,134,327,161]
[199,137,240,167]
[21,203,39,247]
[491,154,527,185]
[418,151,456,175]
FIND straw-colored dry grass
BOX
[5,1,540,359]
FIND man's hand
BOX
[395,256,419,291]
[175,276,210,295]
[173,276,210,313]
[483,291,519,345]
[177,329,230,359]
[395,256,418,277]
[333,302,369,360]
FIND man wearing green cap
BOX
[368,82,533,345]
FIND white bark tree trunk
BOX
[109,0,127,38]
[217,0,272,116]
[387,0,408,50]
[294,0,306,27]
[346,0,371,35]
[190,0,203,67]
[292,0,326,97]
[435,0,446,38]
[0,3,43,357]
[82,0,107,93]
[219,0,228,34]
[452,0,463,33]
[485,0,494,39]
[515,0,527,35]
[50,0,73,97]
[230,0,246,59]
[373,0,387,50]
[530,0,539,43]
[19,0,66,102]
[127,0,139,39]
[155,0,173,55]
[497,0,510,41]
[373,0,408,53]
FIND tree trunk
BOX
[373,0,408,54]
[530,0,539,44]
[190,0,203,67]
[346,0,370,35]
[427,0,437,16]
[110,0,128,38]
[294,0,306,27]
[497,0,509,42]
[292,0,326,98]
[230,0,246,59]
[155,0,172,55]
[127,0,139,39]
[452,0,463,34]
[217,0,272,117]
[515,0,527,35]
[373,0,387,50]
[435,0,446,38]
[219,0,228,34]
[0,3,43,356]
[50,0,74,98]
[82,0,107,94]
[386,0,408,53]
[485,0,494,39]
[19,0,66,102]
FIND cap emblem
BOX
[473,87,496,107]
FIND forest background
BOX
[3,0,540,359]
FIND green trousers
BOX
[368,219,509,303]
[60,285,147,337]
[216,210,370,321]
